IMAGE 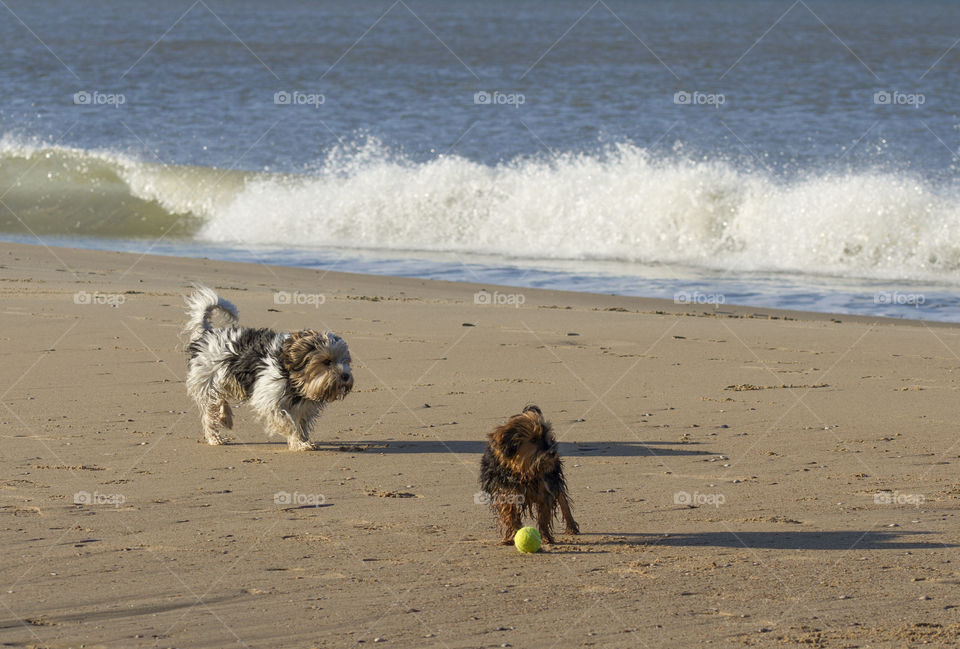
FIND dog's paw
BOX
[566,523,580,535]
[289,440,318,451]
[205,434,229,446]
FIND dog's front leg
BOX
[280,408,317,451]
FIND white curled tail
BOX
[183,285,239,342]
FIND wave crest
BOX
[2,135,959,282]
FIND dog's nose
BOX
[342,373,352,382]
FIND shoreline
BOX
[3,240,960,647]
[0,238,952,328]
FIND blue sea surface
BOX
[1,0,959,320]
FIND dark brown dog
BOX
[479,405,579,544]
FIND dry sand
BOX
[1,240,960,648]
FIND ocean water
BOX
[2,0,959,320]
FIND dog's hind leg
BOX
[187,358,231,445]
[201,400,229,445]
[536,499,557,544]
[557,491,580,535]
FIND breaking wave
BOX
[3,135,960,283]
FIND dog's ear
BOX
[490,413,546,475]
[492,413,538,451]
[281,331,319,371]
[497,427,523,458]
[520,407,556,450]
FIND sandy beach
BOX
[2,240,960,648]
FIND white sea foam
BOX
[2,135,959,283]
[201,139,960,282]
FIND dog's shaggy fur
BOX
[479,405,579,544]
[184,286,353,450]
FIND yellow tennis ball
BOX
[514,526,542,553]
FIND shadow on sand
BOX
[568,530,952,551]
[304,440,714,457]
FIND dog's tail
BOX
[183,285,239,343]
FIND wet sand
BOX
[2,240,959,648]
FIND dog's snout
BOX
[341,372,352,382]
